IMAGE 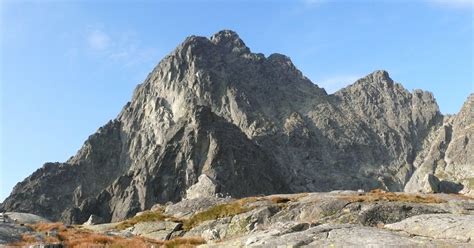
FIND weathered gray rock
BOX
[357,202,447,226]
[406,94,474,195]
[0,222,32,244]
[225,206,279,237]
[203,224,468,248]
[422,174,441,193]
[131,221,181,240]
[185,174,219,200]
[83,214,105,225]
[184,217,232,241]
[1,30,472,224]
[174,192,474,247]
[3,212,50,224]
[80,222,120,233]
[385,214,474,243]
[164,197,231,218]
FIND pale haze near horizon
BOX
[1,0,473,202]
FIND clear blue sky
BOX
[1,0,472,202]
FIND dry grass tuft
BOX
[161,236,206,248]
[11,222,182,248]
[268,196,291,204]
[65,233,170,248]
[19,234,38,244]
[31,222,68,232]
[339,189,446,204]
[265,193,308,204]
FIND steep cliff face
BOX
[405,94,474,194]
[1,30,472,223]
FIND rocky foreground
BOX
[1,190,473,247]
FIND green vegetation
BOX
[182,200,255,231]
[116,210,179,230]
[116,194,309,233]
[339,189,446,204]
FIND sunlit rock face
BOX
[1,30,472,224]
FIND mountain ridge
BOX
[1,30,472,224]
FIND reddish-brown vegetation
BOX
[11,222,205,248]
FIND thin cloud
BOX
[83,27,159,68]
[86,29,110,50]
[317,74,362,94]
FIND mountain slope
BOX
[1,30,472,224]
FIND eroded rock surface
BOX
[189,192,474,247]
[3,192,473,247]
[385,214,474,243]
[0,212,50,245]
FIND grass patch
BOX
[339,189,446,204]
[116,210,180,230]
[181,194,308,231]
[182,198,257,231]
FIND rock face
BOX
[1,30,472,224]
[405,94,474,195]
[385,214,474,243]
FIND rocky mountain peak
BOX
[210,29,250,54]
[358,70,394,88]
[268,53,295,67]
[1,30,472,226]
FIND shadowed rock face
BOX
[1,30,472,223]
[405,94,474,195]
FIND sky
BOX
[0,0,472,202]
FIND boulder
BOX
[83,214,105,225]
[186,174,219,200]
[421,174,440,193]
[3,212,51,224]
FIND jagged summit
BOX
[210,29,250,54]
[351,70,394,88]
[1,30,472,224]
[369,69,391,80]
[174,30,250,58]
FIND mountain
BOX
[1,30,472,224]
